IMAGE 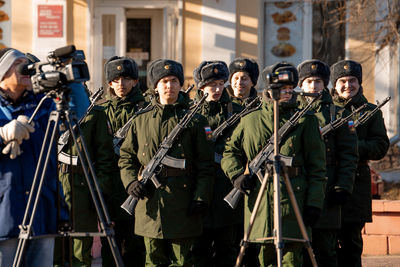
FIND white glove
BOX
[2,140,21,159]
[0,115,35,159]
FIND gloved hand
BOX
[187,200,208,216]
[303,206,321,227]
[233,174,256,195]
[328,188,350,206]
[127,180,148,200]
[0,115,35,159]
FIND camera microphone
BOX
[51,45,76,58]
[291,91,321,97]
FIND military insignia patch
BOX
[117,65,122,70]
[204,126,213,140]
[164,64,170,70]
[348,120,356,133]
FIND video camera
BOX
[265,70,296,85]
[20,45,90,94]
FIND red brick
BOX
[388,235,400,254]
[365,213,400,235]
[362,234,388,255]
[372,200,385,212]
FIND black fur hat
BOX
[330,60,362,86]
[193,61,229,89]
[262,62,298,88]
[228,57,259,86]
[148,59,184,88]
[104,56,138,82]
[297,59,330,87]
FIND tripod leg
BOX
[13,111,60,267]
[281,167,318,267]
[64,112,124,267]
[235,172,270,267]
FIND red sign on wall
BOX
[38,5,63,38]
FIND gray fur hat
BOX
[104,56,138,83]
[148,59,184,88]
[297,59,330,87]
[330,60,362,85]
[229,57,259,86]
[193,61,229,89]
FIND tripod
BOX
[12,89,124,267]
[235,86,318,267]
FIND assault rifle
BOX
[58,87,104,165]
[211,97,261,142]
[353,96,391,128]
[224,92,321,209]
[121,93,209,215]
[184,84,195,94]
[320,103,367,136]
[113,103,152,156]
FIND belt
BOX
[158,166,192,177]
[285,166,302,177]
[59,163,84,176]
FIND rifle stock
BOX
[121,93,208,214]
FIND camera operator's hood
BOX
[0,48,26,81]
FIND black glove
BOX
[328,188,350,206]
[187,200,208,216]
[303,206,321,227]
[127,180,148,200]
[233,174,256,195]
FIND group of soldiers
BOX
[58,56,389,267]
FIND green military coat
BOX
[298,89,358,229]
[221,98,327,242]
[194,89,243,228]
[101,87,146,220]
[59,106,115,231]
[226,86,259,110]
[119,92,214,239]
[332,88,389,222]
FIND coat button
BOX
[296,186,300,190]
[145,143,148,146]
[183,184,187,188]
[181,154,185,157]
[142,153,146,156]
[25,191,30,195]
[178,144,182,147]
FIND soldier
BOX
[221,62,326,267]
[227,57,260,108]
[191,61,243,266]
[297,59,358,267]
[55,94,115,267]
[330,60,389,267]
[100,56,147,266]
[118,59,214,266]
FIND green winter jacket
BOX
[100,87,146,220]
[298,89,358,229]
[118,92,215,239]
[221,97,327,242]
[332,88,389,222]
[194,89,243,228]
[59,106,115,231]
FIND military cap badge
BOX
[311,64,317,70]
[344,64,349,70]
[239,61,245,68]
[164,64,170,70]
[214,68,219,74]
[117,65,122,70]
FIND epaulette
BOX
[135,104,154,116]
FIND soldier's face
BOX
[335,75,360,99]
[301,77,324,93]
[109,76,138,98]
[156,75,181,104]
[231,72,253,99]
[202,79,225,102]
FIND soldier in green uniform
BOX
[118,59,214,267]
[55,98,115,267]
[191,61,243,266]
[100,56,146,266]
[227,57,260,108]
[297,59,359,267]
[330,60,389,267]
[221,62,326,267]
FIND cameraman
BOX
[0,48,58,266]
[221,62,326,266]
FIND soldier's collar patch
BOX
[204,126,213,140]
